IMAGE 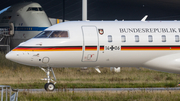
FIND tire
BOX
[44,83,48,91]
[46,83,55,91]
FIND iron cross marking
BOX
[110,45,114,51]
[105,45,120,51]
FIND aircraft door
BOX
[82,26,99,62]
[9,23,14,36]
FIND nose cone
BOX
[6,52,11,60]
[6,51,21,63]
[6,51,28,65]
[6,51,38,67]
[6,51,16,61]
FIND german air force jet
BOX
[6,20,180,91]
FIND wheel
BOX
[44,83,48,91]
[45,83,55,91]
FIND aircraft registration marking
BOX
[105,46,120,51]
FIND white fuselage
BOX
[6,21,180,74]
[0,2,51,48]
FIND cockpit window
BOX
[49,31,68,38]
[31,8,38,11]
[34,31,69,38]
[34,31,52,38]
[38,7,44,11]
[27,7,43,11]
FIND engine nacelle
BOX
[144,53,180,74]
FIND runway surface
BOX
[18,87,180,92]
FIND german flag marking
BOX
[121,46,180,51]
[12,46,83,51]
[85,46,97,51]
[100,46,104,51]
[13,46,105,52]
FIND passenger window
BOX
[108,35,112,42]
[175,35,179,42]
[49,31,68,38]
[148,35,153,42]
[162,35,166,42]
[135,35,139,42]
[121,35,126,42]
[34,31,52,38]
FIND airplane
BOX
[5,20,180,91]
[0,2,51,50]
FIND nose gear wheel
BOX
[40,67,56,91]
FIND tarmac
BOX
[18,87,180,92]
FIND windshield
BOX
[34,31,68,38]
[27,7,44,11]
[34,31,52,38]
[49,31,68,38]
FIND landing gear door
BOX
[82,26,99,62]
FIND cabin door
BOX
[82,26,99,62]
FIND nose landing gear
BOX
[44,83,55,91]
[39,67,56,91]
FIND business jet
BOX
[0,2,51,49]
[5,20,180,91]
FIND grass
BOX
[0,52,180,89]
[2,52,180,100]
[9,91,180,101]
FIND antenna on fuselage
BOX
[141,15,148,21]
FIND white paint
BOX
[141,15,148,21]
[0,2,51,48]
[95,67,101,73]
[6,21,180,75]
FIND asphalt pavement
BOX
[17,87,180,92]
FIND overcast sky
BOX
[0,0,180,21]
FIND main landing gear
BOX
[39,67,56,91]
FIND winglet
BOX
[95,67,101,73]
[141,15,148,21]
